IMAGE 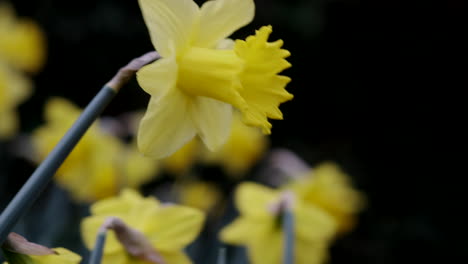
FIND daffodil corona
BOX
[137,0,292,158]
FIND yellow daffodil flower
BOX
[0,3,45,73]
[220,182,336,264]
[163,138,199,175]
[201,113,269,177]
[119,142,160,189]
[32,98,159,202]
[178,181,222,213]
[137,0,292,158]
[81,189,205,264]
[0,62,31,139]
[287,162,366,234]
[3,248,81,264]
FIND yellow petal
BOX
[195,0,254,48]
[0,110,17,138]
[159,251,192,264]
[100,251,127,264]
[143,205,205,251]
[28,248,82,264]
[234,26,293,134]
[295,241,330,264]
[90,188,147,216]
[137,89,196,158]
[190,96,232,151]
[294,202,337,243]
[216,38,235,50]
[235,182,278,219]
[247,228,282,264]
[138,0,199,57]
[0,4,46,73]
[163,138,199,175]
[219,218,259,245]
[137,57,178,97]
[0,62,32,138]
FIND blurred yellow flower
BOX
[0,3,45,139]
[3,248,81,264]
[178,181,222,213]
[163,138,199,175]
[81,189,205,264]
[220,182,336,264]
[32,98,159,202]
[287,162,366,234]
[0,62,31,139]
[202,113,268,177]
[137,0,292,158]
[119,141,160,189]
[0,3,45,73]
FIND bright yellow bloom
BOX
[32,98,159,202]
[287,162,366,234]
[0,62,31,139]
[137,0,292,158]
[220,182,336,264]
[81,189,205,264]
[178,181,222,213]
[3,248,81,264]
[201,113,268,177]
[0,3,45,73]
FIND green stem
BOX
[0,86,116,245]
[89,231,107,264]
[283,209,294,264]
[217,247,226,264]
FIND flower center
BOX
[177,46,247,111]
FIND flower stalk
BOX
[281,192,295,264]
[0,52,159,245]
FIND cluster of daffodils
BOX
[220,162,365,264]
[0,1,368,264]
[0,3,45,139]
[32,98,159,202]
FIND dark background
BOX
[1,0,466,263]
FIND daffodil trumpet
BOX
[0,52,159,245]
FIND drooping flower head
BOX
[220,183,336,264]
[137,0,292,158]
[2,233,81,264]
[81,189,205,264]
